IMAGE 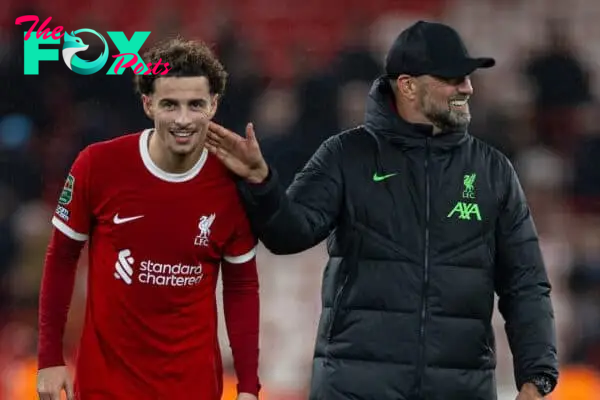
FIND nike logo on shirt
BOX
[113,214,144,224]
[372,172,398,182]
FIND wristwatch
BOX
[528,375,555,396]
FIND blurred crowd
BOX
[2,0,600,398]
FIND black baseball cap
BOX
[385,21,495,79]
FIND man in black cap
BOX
[206,21,559,400]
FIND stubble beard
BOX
[419,90,471,132]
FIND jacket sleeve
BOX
[238,136,343,255]
[494,160,559,390]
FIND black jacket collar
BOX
[364,77,469,151]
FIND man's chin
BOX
[427,113,470,132]
[447,112,471,130]
[168,139,202,155]
[170,145,199,156]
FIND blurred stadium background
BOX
[2,0,600,398]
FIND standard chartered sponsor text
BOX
[139,260,203,286]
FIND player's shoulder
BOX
[467,134,512,172]
[80,130,145,165]
[324,126,372,150]
[85,130,144,156]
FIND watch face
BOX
[533,377,552,395]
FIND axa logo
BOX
[194,213,216,247]
[114,249,134,285]
[447,202,482,221]
[15,15,168,76]
[447,172,482,221]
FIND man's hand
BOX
[516,383,543,399]
[37,366,74,400]
[237,392,258,400]
[206,122,269,184]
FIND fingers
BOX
[38,390,59,400]
[208,121,255,142]
[245,122,257,143]
[205,137,222,154]
[207,125,241,151]
[37,367,73,400]
[206,131,221,145]
[208,121,232,138]
[37,386,59,400]
[205,133,225,151]
[205,142,217,155]
[65,380,75,400]
[205,141,229,161]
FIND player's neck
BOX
[148,132,203,174]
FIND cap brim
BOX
[432,57,496,79]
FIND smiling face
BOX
[142,76,218,157]
[133,38,228,172]
[415,75,474,131]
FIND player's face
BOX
[416,75,473,131]
[143,76,218,156]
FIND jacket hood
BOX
[364,77,469,151]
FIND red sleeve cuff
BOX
[238,382,262,396]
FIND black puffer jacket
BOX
[240,77,558,400]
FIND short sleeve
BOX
[222,203,257,264]
[51,147,92,241]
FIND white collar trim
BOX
[139,129,208,183]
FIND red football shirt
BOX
[51,130,257,399]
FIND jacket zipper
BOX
[327,232,360,342]
[327,273,350,341]
[417,138,431,396]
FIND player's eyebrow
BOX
[187,98,208,106]
[159,98,208,106]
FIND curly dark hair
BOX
[134,37,228,96]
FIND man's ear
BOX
[397,75,417,100]
[142,95,153,119]
[208,94,219,119]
